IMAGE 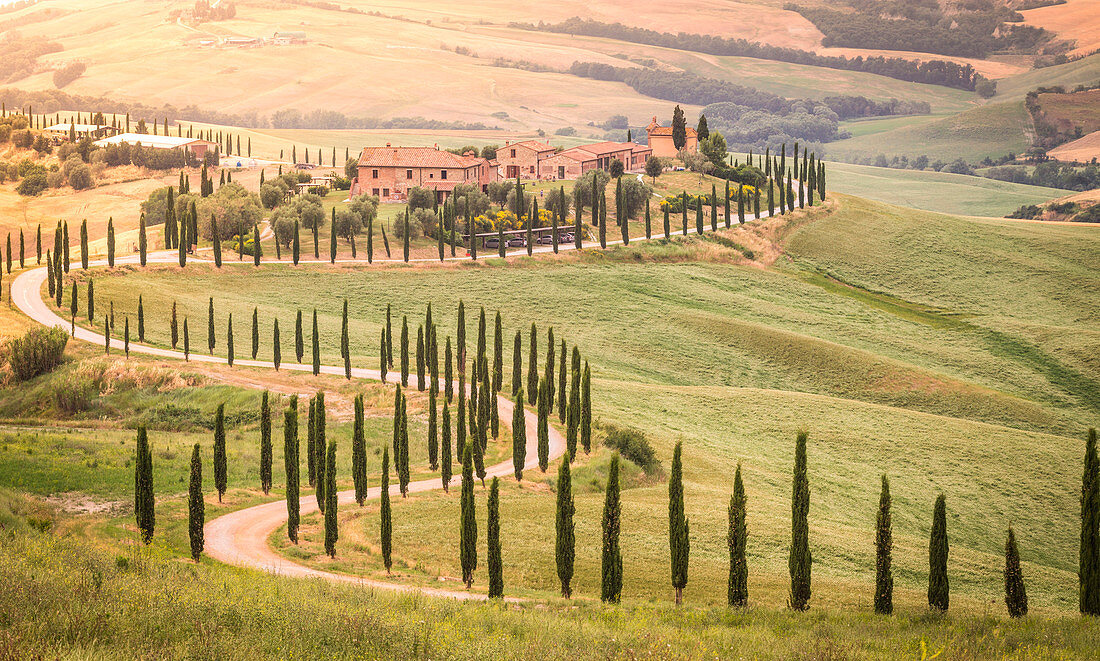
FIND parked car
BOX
[559,232,575,243]
[506,236,527,247]
[536,234,554,245]
[484,237,500,248]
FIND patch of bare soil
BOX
[43,492,127,515]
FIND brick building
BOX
[352,144,498,202]
[646,116,697,159]
[495,139,555,179]
[540,141,652,180]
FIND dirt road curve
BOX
[11,254,565,602]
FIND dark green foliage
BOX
[457,374,466,459]
[581,362,591,454]
[272,318,282,370]
[260,391,272,495]
[295,310,304,363]
[330,210,337,264]
[311,310,320,375]
[1005,526,1028,618]
[226,313,234,367]
[183,318,189,361]
[788,431,811,611]
[512,330,522,397]
[875,475,893,615]
[556,456,575,597]
[323,441,338,557]
[139,214,148,266]
[342,300,350,379]
[292,219,300,265]
[213,403,227,502]
[557,340,567,423]
[380,328,387,383]
[445,336,453,402]
[86,280,93,321]
[252,308,259,360]
[544,327,556,412]
[123,316,130,356]
[352,394,367,505]
[284,398,300,543]
[460,445,477,588]
[537,377,549,472]
[253,224,262,266]
[493,312,503,393]
[398,392,410,496]
[416,325,425,391]
[601,453,623,603]
[487,477,503,599]
[669,441,690,604]
[456,301,466,374]
[213,218,222,267]
[79,219,88,269]
[729,463,747,607]
[1082,428,1100,615]
[138,296,145,343]
[671,105,686,150]
[307,397,317,487]
[106,217,115,267]
[207,297,215,355]
[400,315,409,387]
[928,494,950,612]
[527,323,538,409]
[566,348,580,459]
[134,427,155,544]
[428,389,439,471]
[187,443,203,560]
[380,445,392,572]
[512,388,526,480]
[441,405,453,492]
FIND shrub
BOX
[51,373,96,413]
[1074,203,1100,223]
[4,327,69,381]
[392,213,422,240]
[11,129,33,149]
[16,173,48,196]
[406,186,435,212]
[554,126,578,136]
[601,423,659,474]
[259,183,284,209]
[52,62,86,88]
[67,162,93,190]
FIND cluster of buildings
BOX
[195,31,307,49]
[350,116,696,203]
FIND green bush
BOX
[51,373,96,414]
[600,423,659,474]
[4,327,68,382]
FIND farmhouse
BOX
[93,133,218,159]
[646,116,697,159]
[540,141,652,180]
[496,139,556,179]
[352,144,498,203]
[271,31,307,45]
[44,123,121,142]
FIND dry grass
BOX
[1049,129,1100,163]
[1021,0,1100,57]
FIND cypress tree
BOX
[312,309,320,376]
[487,477,504,598]
[106,218,115,267]
[664,204,671,239]
[380,327,388,383]
[875,475,893,615]
[341,300,351,379]
[273,319,281,371]
[928,494,950,612]
[307,397,317,487]
[710,184,717,232]
[330,210,337,263]
[527,323,538,404]
[188,443,204,560]
[386,304,394,368]
[558,340,567,423]
[212,218,222,268]
[493,311,503,393]
[400,315,409,386]
[669,441,690,605]
[183,318,189,361]
[380,445,392,572]
[575,200,583,250]
[1081,428,1100,615]
[71,281,78,319]
[512,388,527,480]
[285,397,300,543]
[527,198,536,256]
[460,445,477,589]
[645,199,652,239]
[207,297,215,354]
[323,440,338,558]
[724,180,731,228]
[511,330,523,397]
[544,327,556,411]
[179,212,188,267]
[138,296,145,343]
[456,301,466,374]
[789,431,811,611]
[556,456,575,597]
[553,194,561,253]
[352,394,367,504]
[104,315,110,354]
[566,348,580,459]
[695,196,703,235]
[226,313,234,366]
[291,219,300,265]
[441,405,453,492]
[80,219,88,269]
[457,373,467,458]
[62,220,69,272]
[403,214,410,263]
[581,362,591,454]
[445,336,454,403]
[428,389,439,470]
[135,426,155,544]
[214,403,227,502]
[416,325,425,391]
[399,392,410,496]
[252,307,259,360]
[46,250,54,298]
[754,184,761,220]
[295,310,304,363]
[252,224,262,265]
[1005,525,1028,618]
[36,224,41,265]
[537,376,549,472]
[87,279,94,321]
[259,391,272,495]
[601,453,623,603]
[729,463,748,607]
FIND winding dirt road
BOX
[11,253,565,601]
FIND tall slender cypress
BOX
[460,445,477,588]
[441,405,453,492]
[226,313,234,366]
[537,377,549,472]
[558,340,567,423]
[213,403,227,502]
[1082,428,1100,614]
[207,297,215,354]
[285,397,300,543]
[669,441,690,605]
[556,456,575,597]
[307,397,317,487]
[788,431,811,611]
[341,300,351,379]
[399,393,410,496]
[928,494,950,612]
[260,391,272,495]
[581,362,592,454]
[512,388,526,480]
[493,311,503,392]
[416,325,425,391]
[252,307,259,360]
[1005,526,1028,618]
[188,443,204,560]
[352,393,367,505]
[527,323,538,403]
[512,330,523,397]
[380,328,388,383]
[312,309,320,376]
[79,219,88,269]
[400,315,409,387]
[295,310,304,363]
[875,475,893,615]
[273,319,281,371]
[601,453,623,603]
[106,218,115,267]
[135,426,155,544]
[544,327,556,411]
[427,388,439,471]
[487,477,503,599]
[380,445,392,572]
[330,210,338,263]
[729,463,747,607]
[323,441,338,557]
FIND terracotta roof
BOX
[554,147,598,162]
[357,146,484,169]
[507,140,555,153]
[647,125,697,138]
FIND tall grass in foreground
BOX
[0,530,1097,660]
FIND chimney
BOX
[386,142,391,148]
[434,143,439,150]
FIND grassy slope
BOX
[993,53,1100,101]
[70,196,1099,614]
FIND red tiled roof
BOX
[554,147,598,162]
[357,146,484,169]
[648,125,697,138]
[507,139,555,153]
[575,141,637,155]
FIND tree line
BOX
[519,18,987,91]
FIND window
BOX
[382,188,390,197]
[558,166,565,179]
[529,165,535,173]
[372,169,379,179]
[372,188,380,196]
[441,170,448,180]
[406,169,413,179]
[510,148,516,157]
